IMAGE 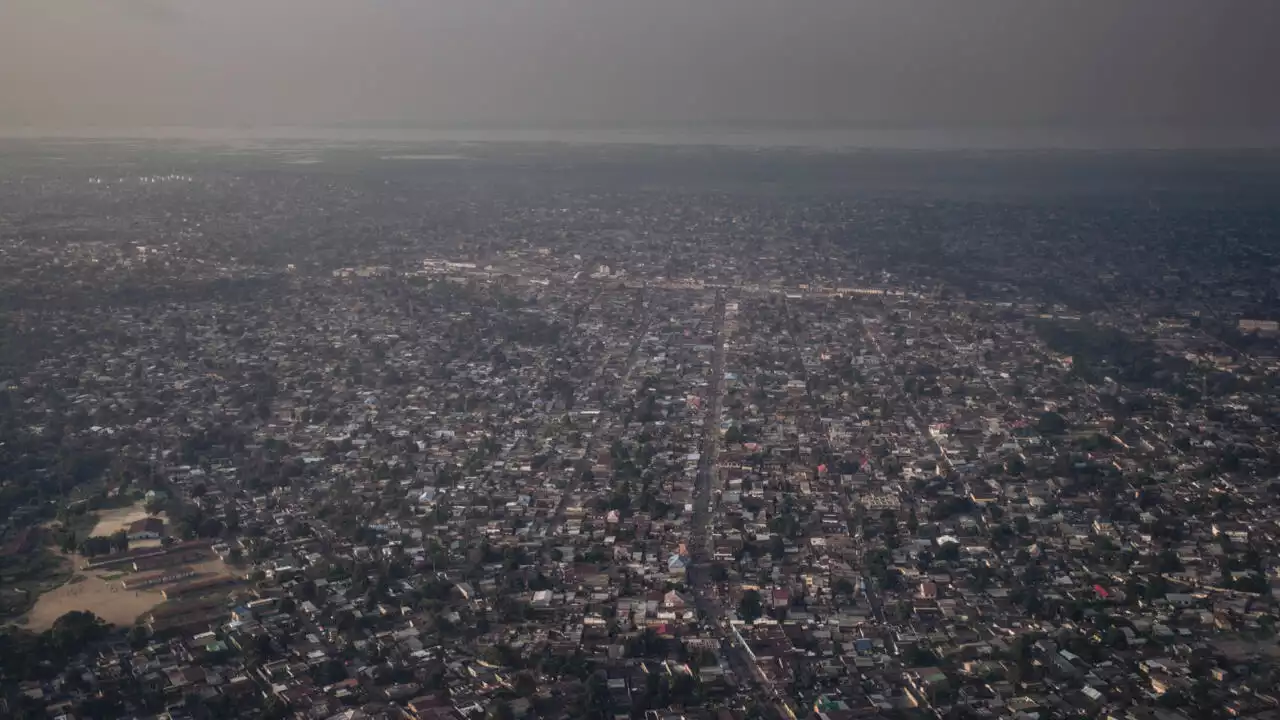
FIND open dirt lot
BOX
[89,503,166,537]
[20,557,229,630]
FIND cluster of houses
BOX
[6,150,1280,720]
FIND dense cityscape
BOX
[3,142,1280,720]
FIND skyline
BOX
[2,1,1279,148]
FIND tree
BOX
[79,689,125,719]
[50,611,110,654]
[917,549,934,572]
[1101,626,1128,649]
[245,633,276,666]
[224,506,241,532]
[127,624,150,649]
[79,534,115,557]
[624,628,670,660]
[1157,549,1183,573]
[513,670,538,697]
[738,589,764,623]
[1036,411,1069,435]
[1014,515,1031,535]
[586,670,613,717]
[938,541,961,563]
[311,658,347,686]
[770,535,786,560]
[481,643,517,668]
[172,519,197,541]
[907,646,939,666]
[710,562,729,583]
[724,425,745,444]
[198,517,224,538]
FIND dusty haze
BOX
[2,0,1278,145]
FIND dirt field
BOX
[20,557,229,631]
[89,503,166,537]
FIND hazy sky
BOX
[2,0,1278,139]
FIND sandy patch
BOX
[21,557,230,630]
[89,503,166,537]
[23,571,165,630]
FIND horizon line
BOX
[2,124,1279,152]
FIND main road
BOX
[687,291,796,719]
[690,291,726,565]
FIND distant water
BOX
[380,154,471,161]
[2,125,1278,151]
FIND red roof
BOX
[1093,584,1110,598]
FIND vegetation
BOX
[0,550,73,619]
[1033,320,1193,392]
[0,611,112,681]
[737,588,763,623]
